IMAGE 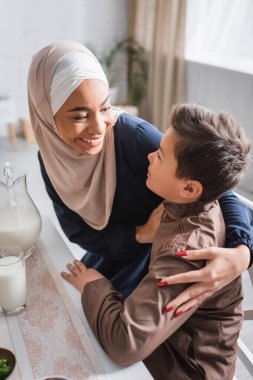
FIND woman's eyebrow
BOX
[100,93,110,106]
[67,94,110,112]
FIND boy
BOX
[62,104,250,380]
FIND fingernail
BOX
[176,250,188,256]
[162,306,174,315]
[185,307,193,312]
[155,281,168,287]
[174,310,184,318]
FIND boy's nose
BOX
[148,152,154,163]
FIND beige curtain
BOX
[129,0,186,132]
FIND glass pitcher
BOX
[0,163,42,258]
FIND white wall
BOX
[186,60,253,200]
[0,0,128,135]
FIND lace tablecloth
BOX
[14,242,104,380]
[1,217,152,380]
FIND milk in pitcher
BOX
[0,207,41,252]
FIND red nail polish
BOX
[174,310,184,318]
[162,306,174,315]
[176,250,188,256]
[155,281,168,287]
[185,307,193,312]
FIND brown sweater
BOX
[82,201,243,380]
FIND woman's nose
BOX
[89,113,106,135]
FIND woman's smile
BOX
[77,135,104,147]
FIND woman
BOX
[28,41,252,308]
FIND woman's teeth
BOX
[78,137,103,146]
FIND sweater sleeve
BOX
[219,191,253,267]
[38,151,150,262]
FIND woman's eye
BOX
[73,115,88,121]
[157,151,161,160]
[101,106,112,113]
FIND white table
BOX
[0,216,153,380]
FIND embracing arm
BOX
[160,192,253,312]
[219,191,253,266]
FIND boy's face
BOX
[146,128,187,202]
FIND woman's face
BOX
[54,79,114,155]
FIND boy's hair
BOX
[170,103,251,203]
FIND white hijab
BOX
[28,41,120,230]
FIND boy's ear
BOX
[180,180,203,200]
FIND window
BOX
[185,0,253,74]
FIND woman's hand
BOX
[136,203,164,243]
[158,245,250,314]
[61,259,104,293]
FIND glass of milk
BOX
[0,245,26,315]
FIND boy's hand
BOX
[136,203,164,243]
[61,259,105,293]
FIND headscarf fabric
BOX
[50,51,108,115]
[28,41,119,230]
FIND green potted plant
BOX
[100,38,148,106]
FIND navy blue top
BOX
[38,113,253,298]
